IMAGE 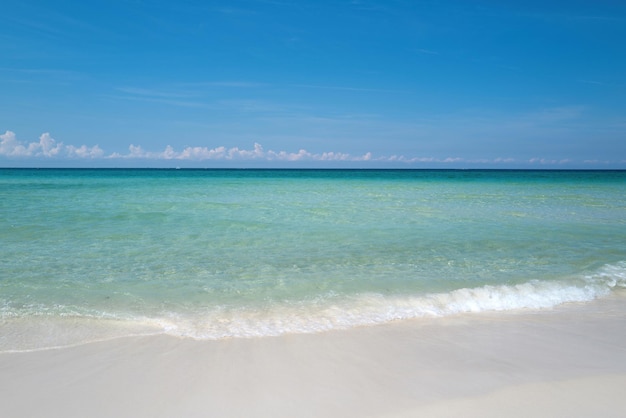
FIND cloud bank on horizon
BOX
[1,130,619,167]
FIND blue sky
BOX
[1,0,625,167]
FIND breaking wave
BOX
[2,262,625,352]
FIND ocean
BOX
[1,169,625,351]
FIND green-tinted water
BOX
[1,169,625,349]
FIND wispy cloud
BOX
[115,87,196,99]
[348,0,396,14]
[564,14,626,23]
[107,87,208,108]
[0,67,87,85]
[291,84,396,93]
[107,95,208,108]
[216,98,297,113]
[583,159,612,165]
[7,16,63,39]
[578,79,604,86]
[414,48,439,55]
[529,105,586,122]
[215,7,259,16]
[529,158,572,165]
[175,81,267,88]
[109,81,268,108]
[0,67,83,77]
[6,6,117,43]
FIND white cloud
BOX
[0,131,103,159]
[66,144,105,158]
[583,159,613,165]
[529,158,572,165]
[38,133,63,157]
[110,142,373,162]
[130,146,571,165]
[2,130,623,167]
[1,131,27,156]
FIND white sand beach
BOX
[1,292,625,418]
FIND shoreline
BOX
[4,269,624,353]
[1,294,625,417]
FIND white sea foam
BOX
[2,262,625,352]
[157,261,626,340]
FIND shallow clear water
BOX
[1,169,625,350]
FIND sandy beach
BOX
[2,292,625,418]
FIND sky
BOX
[1,0,625,168]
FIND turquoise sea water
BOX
[1,169,625,351]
